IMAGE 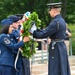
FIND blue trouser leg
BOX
[0,65,16,75]
[16,68,22,75]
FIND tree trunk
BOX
[62,0,67,19]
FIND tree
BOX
[61,0,67,19]
[0,0,75,25]
[65,0,75,23]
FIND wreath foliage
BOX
[21,12,41,58]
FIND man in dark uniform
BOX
[8,15,25,75]
[15,13,31,75]
[8,13,31,75]
[30,2,71,75]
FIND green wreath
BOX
[21,12,41,58]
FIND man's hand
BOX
[29,22,37,34]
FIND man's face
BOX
[49,8,55,18]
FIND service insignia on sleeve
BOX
[4,38,10,44]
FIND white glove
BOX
[29,23,37,34]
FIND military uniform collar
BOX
[53,14,61,19]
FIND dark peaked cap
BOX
[15,14,23,20]
[47,2,62,8]
[8,15,20,22]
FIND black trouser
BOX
[22,57,30,75]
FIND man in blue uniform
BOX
[8,15,21,43]
[15,14,31,75]
[8,14,31,75]
[30,2,71,75]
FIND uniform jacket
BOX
[10,29,23,68]
[0,34,24,67]
[10,29,20,43]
